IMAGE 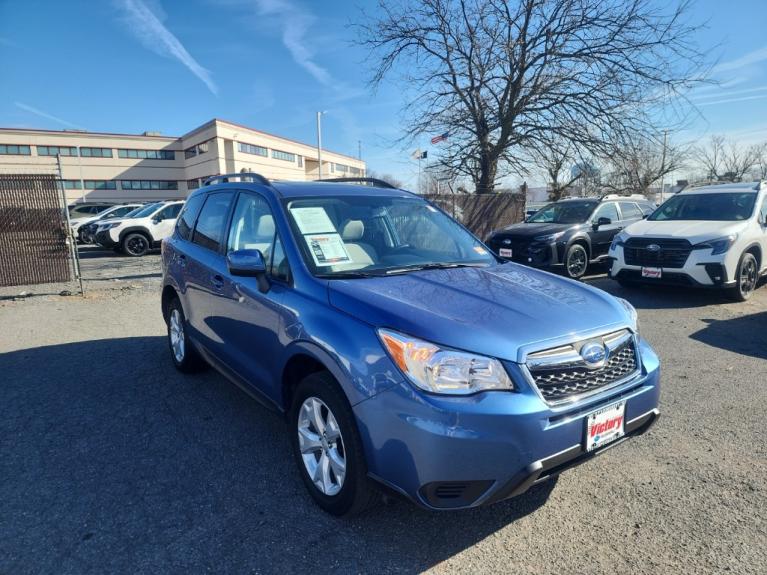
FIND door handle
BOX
[211,274,224,290]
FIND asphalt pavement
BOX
[0,252,765,574]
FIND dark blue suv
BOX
[161,174,660,515]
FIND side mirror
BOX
[152,215,164,223]
[593,216,612,229]
[227,249,269,293]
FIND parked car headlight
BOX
[534,231,565,243]
[610,231,629,251]
[616,297,639,335]
[100,222,121,231]
[378,329,514,395]
[695,234,737,255]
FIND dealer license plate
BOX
[499,248,513,258]
[585,401,625,452]
[641,267,662,278]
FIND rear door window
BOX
[176,194,206,240]
[618,202,643,220]
[192,192,235,252]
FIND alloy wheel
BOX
[297,396,346,496]
[567,247,587,278]
[740,258,757,298]
[126,236,148,256]
[169,309,185,362]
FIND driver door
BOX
[590,202,621,257]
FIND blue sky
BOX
[1,0,766,188]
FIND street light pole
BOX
[316,111,325,180]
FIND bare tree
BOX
[529,140,582,201]
[602,134,687,196]
[694,135,759,182]
[366,170,404,188]
[357,0,707,193]
[753,143,767,180]
[418,162,463,194]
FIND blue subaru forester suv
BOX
[161,174,660,515]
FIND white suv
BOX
[93,200,184,256]
[608,181,767,301]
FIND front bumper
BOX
[94,230,118,248]
[491,239,563,268]
[608,245,735,288]
[354,338,661,510]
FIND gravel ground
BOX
[1,250,765,574]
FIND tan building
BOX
[0,118,366,204]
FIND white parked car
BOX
[70,203,144,243]
[93,200,184,256]
[608,181,767,301]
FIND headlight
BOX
[695,234,737,255]
[101,222,121,230]
[378,329,514,395]
[616,297,639,335]
[610,231,629,251]
[534,231,565,243]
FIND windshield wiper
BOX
[384,262,488,275]
[315,271,381,279]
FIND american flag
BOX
[431,131,449,144]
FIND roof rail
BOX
[204,173,271,187]
[319,177,397,189]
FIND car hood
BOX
[624,219,747,243]
[327,264,631,362]
[492,222,578,239]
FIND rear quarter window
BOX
[192,192,235,252]
[176,194,206,241]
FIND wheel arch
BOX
[743,242,762,270]
[161,284,179,322]
[567,234,592,259]
[119,226,153,244]
[280,343,353,414]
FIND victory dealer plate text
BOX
[585,401,625,452]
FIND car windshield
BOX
[527,201,596,224]
[284,195,496,277]
[128,203,161,218]
[649,193,757,221]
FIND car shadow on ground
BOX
[689,311,767,360]
[0,336,555,573]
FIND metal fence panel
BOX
[0,174,72,287]
[424,193,525,240]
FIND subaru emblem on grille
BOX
[502,238,512,245]
[580,342,607,368]
[646,244,661,252]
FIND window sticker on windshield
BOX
[290,207,336,234]
[473,246,487,255]
[305,233,352,266]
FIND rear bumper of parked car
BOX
[354,338,660,510]
[608,246,737,288]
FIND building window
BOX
[187,179,200,190]
[184,140,211,159]
[334,163,349,173]
[349,167,362,176]
[297,155,303,168]
[37,145,78,157]
[0,144,31,155]
[79,147,112,158]
[83,180,117,190]
[120,180,178,191]
[238,142,268,157]
[272,149,295,162]
[61,180,83,189]
[118,148,175,160]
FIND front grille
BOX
[488,235,532,259]
[624,238,692,268]
[527,332,639,403]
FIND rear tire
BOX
[122,232,150,257]
[729,252,758,302]
[564,243,589,280]
[166,297,206,373]
[289,372,378,516]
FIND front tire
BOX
[166,298,206,372]
[122,232,150,257]
[289,372,378,516]
[729,252,758,302]
[564,243,589,280]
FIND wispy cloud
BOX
[14,102,85,130]
[115,0,218,95]
[697,94,767,107]
[713,45,767,74]
[253,0,332,86]
[692,85,767,103]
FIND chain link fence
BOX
[0,173,77,288]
